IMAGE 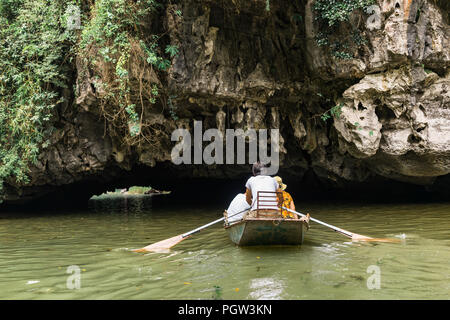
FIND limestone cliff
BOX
[2,0,449,205]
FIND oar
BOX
[132,208,249,253]
[282,207,400,243]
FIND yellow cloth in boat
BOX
[278,191,295,218]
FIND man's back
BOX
[245,175,279,211]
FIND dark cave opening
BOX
[2,162,449,212]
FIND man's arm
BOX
[245,188,252,206]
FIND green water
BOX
[0,200,449,300]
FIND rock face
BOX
[335,66,450,184]
[2,0,449,205]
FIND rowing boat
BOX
[223,214,309,246]
[223,191,309,246]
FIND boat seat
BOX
[250,191,283,218]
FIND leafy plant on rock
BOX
[313,0,375,59]
[0,0,77,201]
[79,0,179,147]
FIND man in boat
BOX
[244,161,280,217]
[225,193,250,224]
[274,176,298,219]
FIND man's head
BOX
[252,161,266,176]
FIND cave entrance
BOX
[20,162,258,211]
[4,162,448,212]
[86,176,252,213]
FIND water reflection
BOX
[248,277,285,299]
[0,202,449,299]
[88,194,154,212]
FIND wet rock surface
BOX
[2,0,449,205]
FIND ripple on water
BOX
[0,203,449,299]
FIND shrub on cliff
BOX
[78,0,178,147]
[313,0,375,59]
[0,0,179,203]
[0,0,76,202]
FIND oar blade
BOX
[352,236,401,243]
[350,233,373,241]
[132,234,188,253]
[351,233,401,243]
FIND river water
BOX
[0,197,449,300]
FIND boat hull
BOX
[224,218,307,246]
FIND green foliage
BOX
[140,39,172,71]
[80,0,177,143]
[127,186,152,194]
[0,0,76,199]
[80,0,160,50]
[0,0,22,21]
[354,122,363,130]
[314,0,374,26]
[313,0,375,59]
[168,95,179,121]
[165,44,179,58]
[332,50,353,60]
[321,103,344,122]
[0,0,180,201]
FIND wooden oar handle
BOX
[181,207,250,238]
[281,206,354,238]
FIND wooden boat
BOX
[223,191,309,246]
[224,217,308,246]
